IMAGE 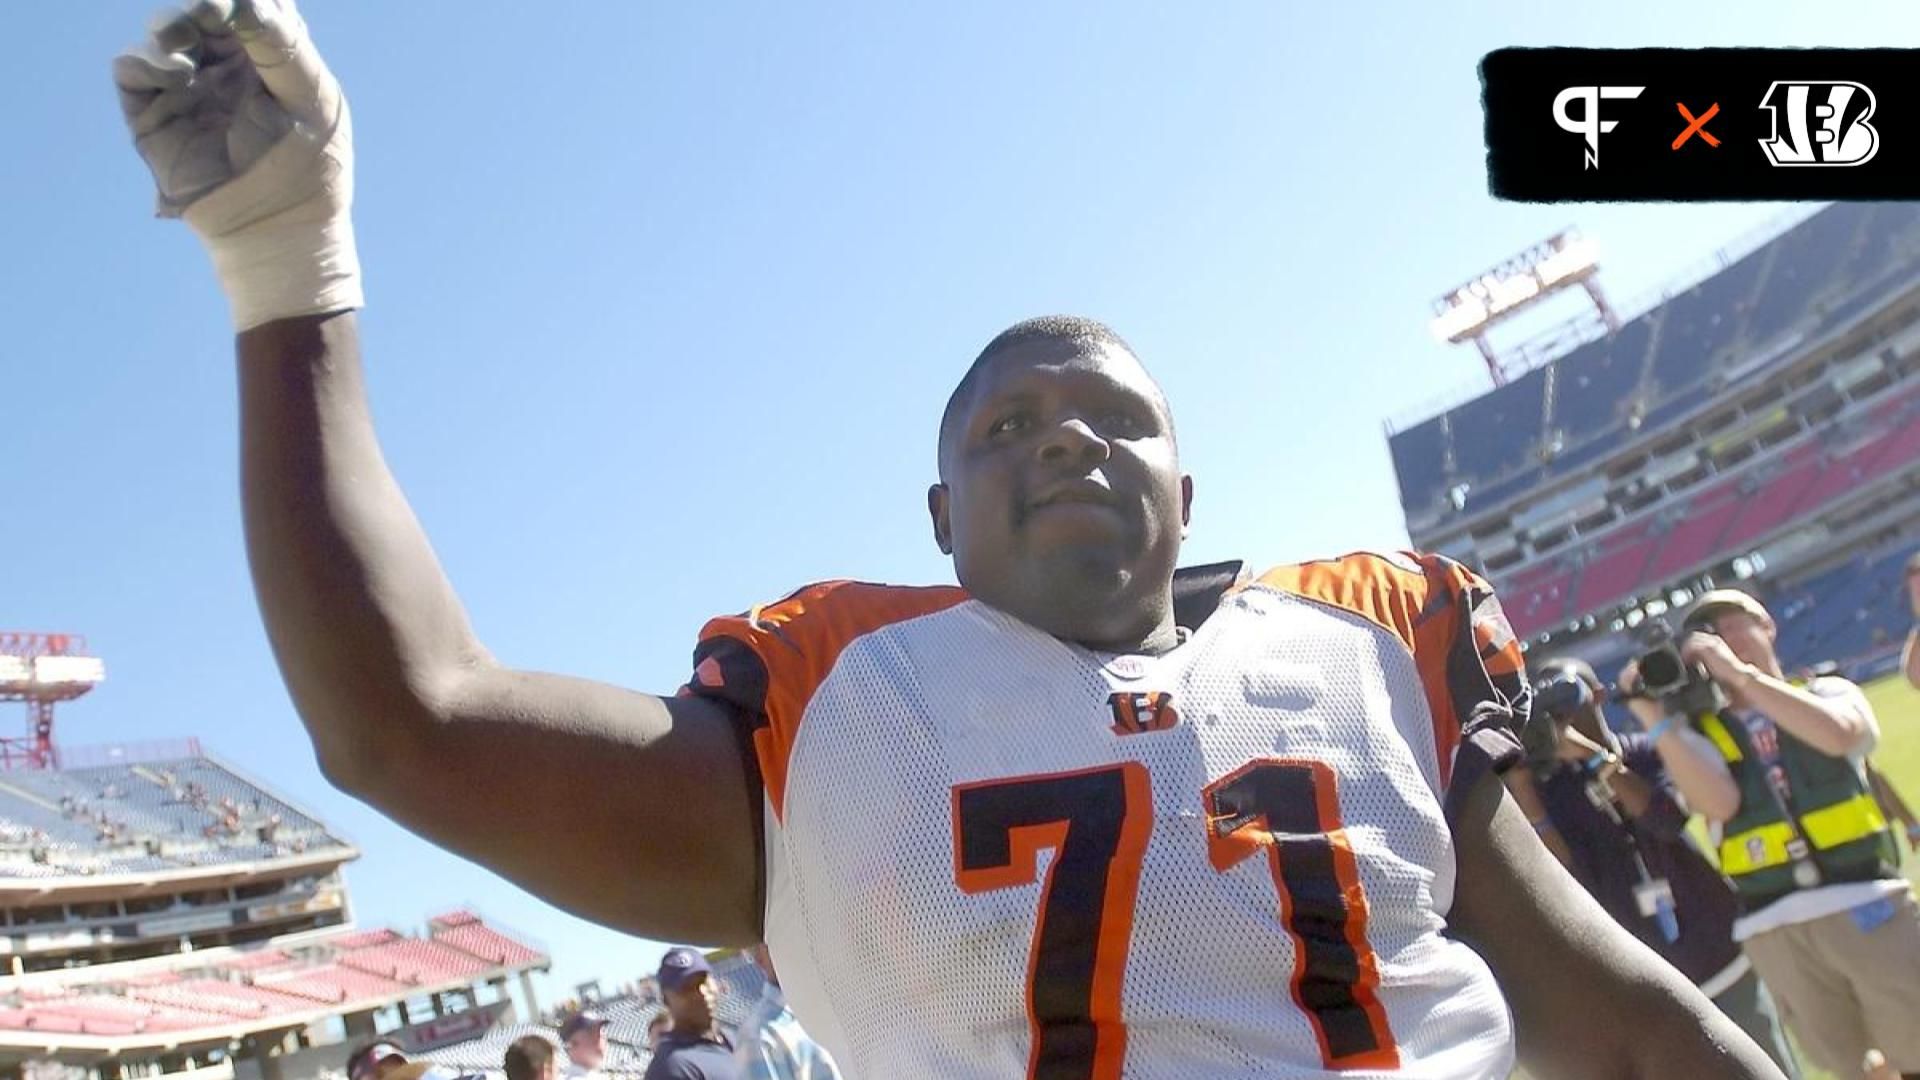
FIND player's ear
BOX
[928,483,954,555]
[1179,474,1194,537]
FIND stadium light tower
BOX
[0,632,105,770]
[1429,230,1619,386]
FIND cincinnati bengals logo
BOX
[1758,81,1878,167]
[1108,691,1179,736]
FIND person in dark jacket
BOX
[644,948,739,1080]
[1505,658,1798,1076]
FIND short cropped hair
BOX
[503,1035,556,1080]
[936,315,1149,475]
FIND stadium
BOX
[0,637,773,1080]
[8,196,1918,1080]
[1384,200,1920,1079]
[1390,201,1920,687]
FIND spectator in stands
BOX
[644,947,739,1080]
[1903,551,1920,690]
[1622,590,1920,1079]
[647,1012,673,1054]
[504,1035,558,1080]
[557,1009,611,1080]
[346,1041,430,1080]
[1504,659,1799,1077]
[735,945,840,1080]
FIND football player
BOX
[113,4,1782,1077]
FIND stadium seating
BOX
[1743,202,1869,345]
[0,756,350,879]
[1555,320,1652,443]
[1541,428,1621,479]
[1632,396,1697,442]
[432,921,546,968]
[339,939,490,985]
[1842,203,1920,287]
[1460,466,1545,515]
[1448,366,1546,486]
[1568,521,1659,615]
[1646,252,1765,397]
[1500,380,1919,644]
[1646,481,1746,582]
[257,963,410,1005]
[1391,203,1918,529]
[1765,540,1919,671]
[0,915,548,1048]
[1389,415,1448,513]
[128,979,317,1019]
[1718,444,1826,551]
[1507,565,1577,639]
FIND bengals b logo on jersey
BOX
[1109,691,1179,736]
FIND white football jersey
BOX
[685,551,1530,1080]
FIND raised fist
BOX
[114,0,361,330]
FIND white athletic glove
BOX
[114,0,360,332]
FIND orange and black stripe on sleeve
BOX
[684,580,969,824]
[1251,552,1530,816]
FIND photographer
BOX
[1620,590,1920,1080]
[1504,659,1798,1077]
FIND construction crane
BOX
[0,632,104,769]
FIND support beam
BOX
[518,971,541,1024]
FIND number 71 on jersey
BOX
[952,757,1400,1080]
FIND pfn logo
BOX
[1552,85,1645,169]
[1758,81,1879,166]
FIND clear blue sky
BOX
[9,1,1916,1002]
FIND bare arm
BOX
[1623,707,1741,824]
[1448,775,1784,1080]
[1599,762,1661,821]
[1500,769,1576,870]
[1728,671,1872,757]
[239,313,760,943]
[1680,633,1871,757]
[1616,661,1741,824]
[1556,723,1675,829]
[1598,738,1690,839]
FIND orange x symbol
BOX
[1673,102,1721,149]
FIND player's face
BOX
[930,339,1191,650]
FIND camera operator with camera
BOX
[1619,590,1920,1080]
[1504,658,1799,1077]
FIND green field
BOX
[1862,671,1920,874]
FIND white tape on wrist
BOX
[175,27,362,333]
[206,215,362,332]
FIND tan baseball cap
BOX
[1683,589,1771,632]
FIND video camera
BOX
[1624,618,1727,717]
